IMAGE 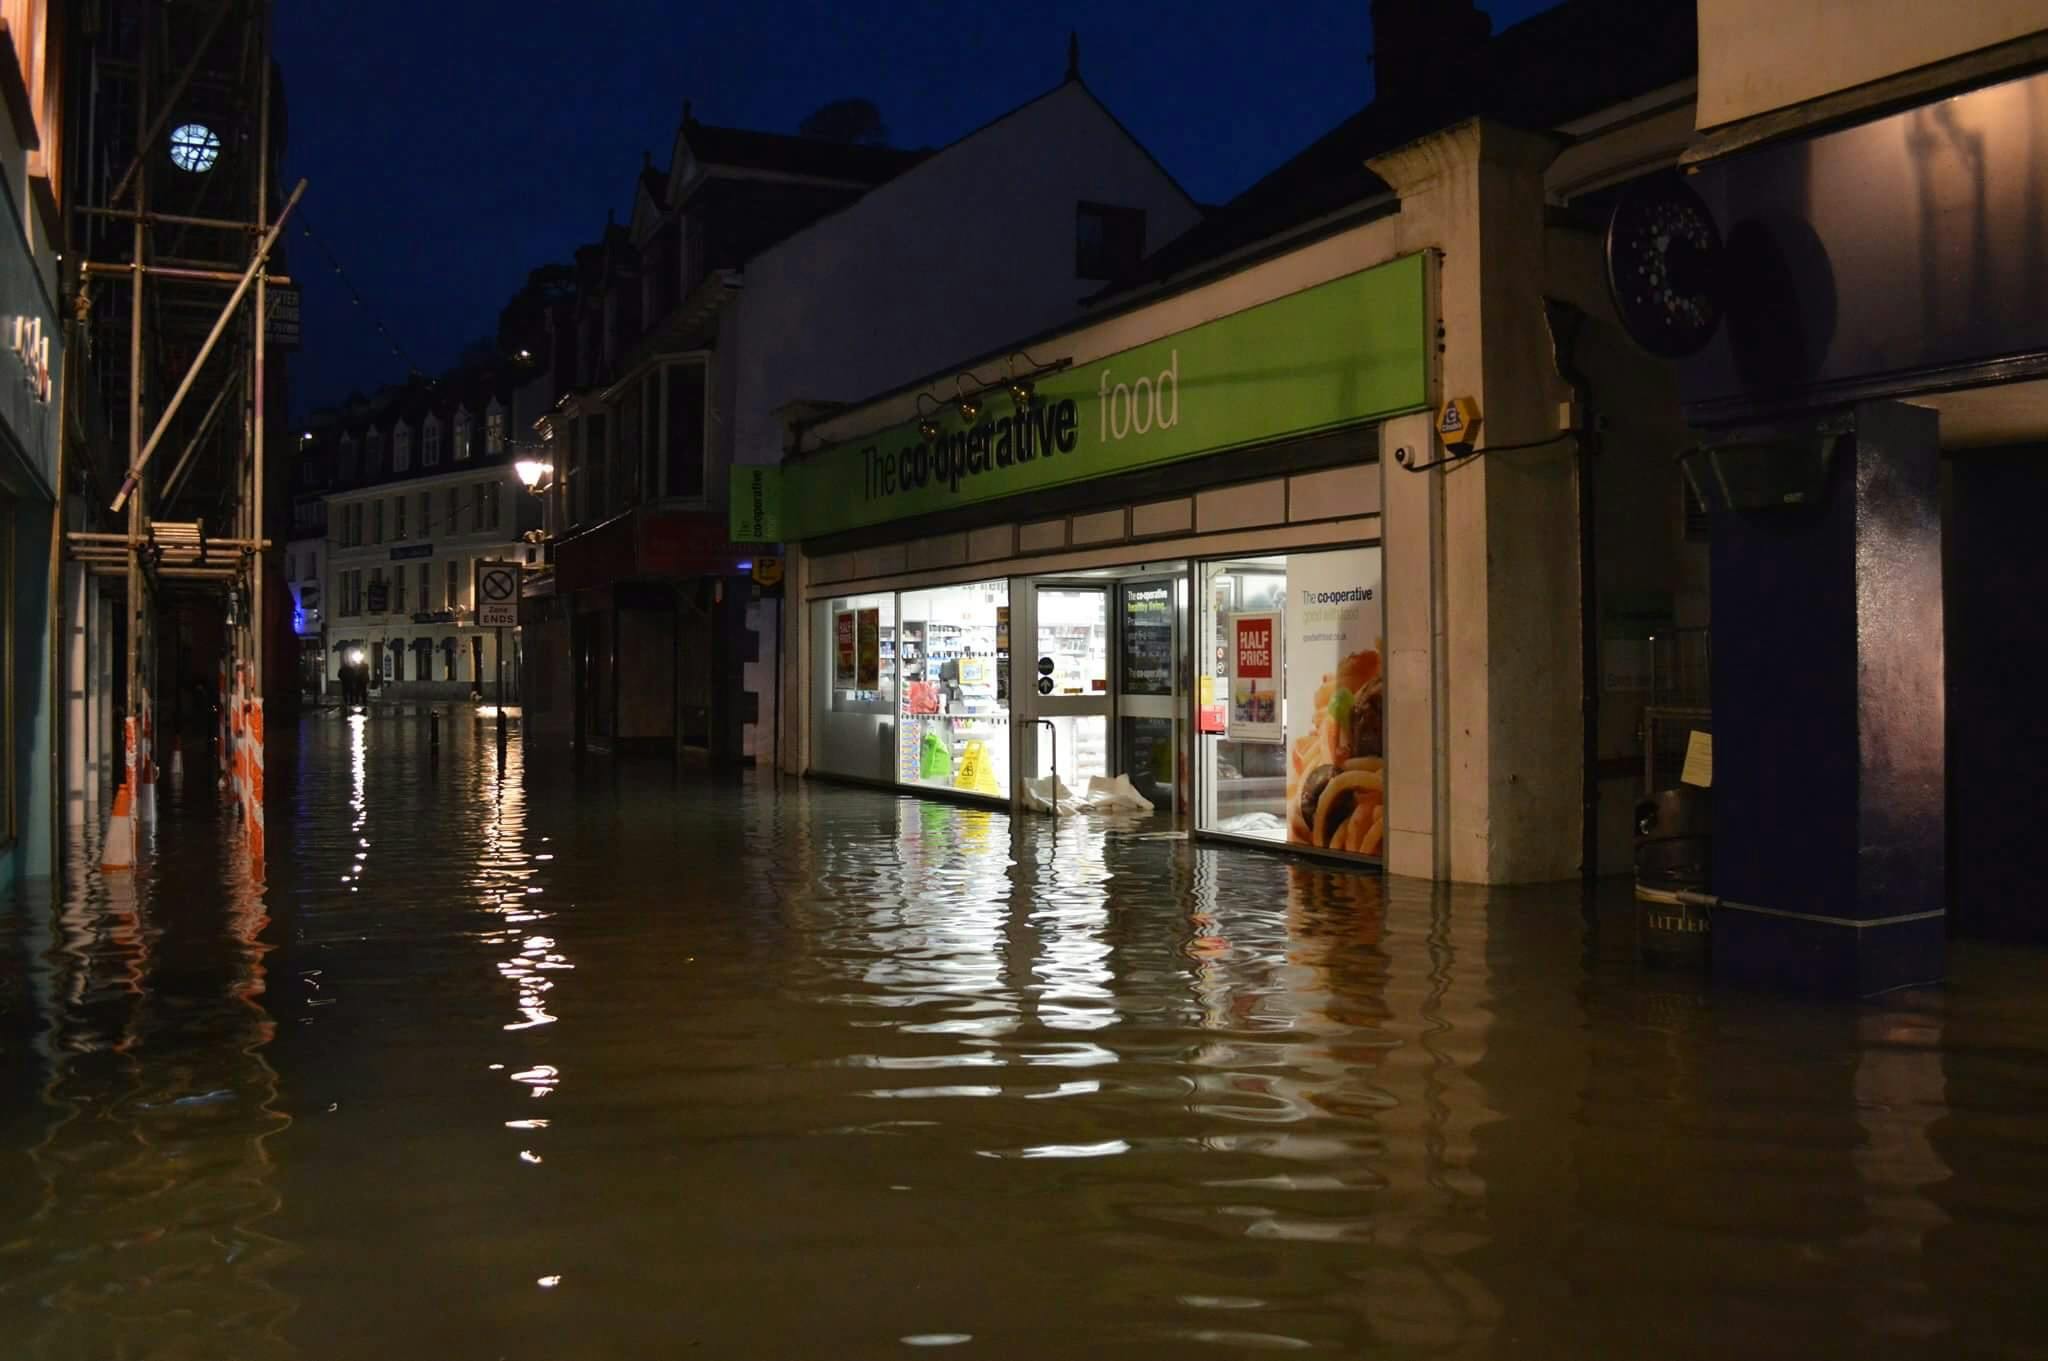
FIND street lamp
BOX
[514,458,553,494]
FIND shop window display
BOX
[898,579,1011,799]
[1199,546,1384,858]
[811,592,897,783]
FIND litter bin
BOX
[1635,786,1711,962]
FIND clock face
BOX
[1605,176,1723,359]
[169,123,222,173]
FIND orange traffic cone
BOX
[102,782,135,871]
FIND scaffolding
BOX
[58,0,296,868]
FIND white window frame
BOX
[423,414,442,467]
[393,421,412,473]
[486,399,507,456]
[453,408,474,461]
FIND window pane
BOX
[666,362,706,498]
[1195,547,1385,859]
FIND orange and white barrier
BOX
[104,717,138,870]
[246,699,265,870]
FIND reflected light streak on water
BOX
[1,716,2045,1360]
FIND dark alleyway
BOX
[2,714,2046,1360]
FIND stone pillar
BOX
[1708,400,1945,995]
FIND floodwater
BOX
[2,715,2047,1361]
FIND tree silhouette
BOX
[799,98,889,146]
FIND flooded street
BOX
[2,715,2046,1360]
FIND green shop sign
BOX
[730,465,782,543]
[773,253,1427,541]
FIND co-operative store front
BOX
[785,255,1429,865]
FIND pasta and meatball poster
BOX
[1284,549,1385,857]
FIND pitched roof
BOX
[678,120,930,185]
[1103,0,1697,294]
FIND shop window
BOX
[1197,545,1385,860]
[1076,202,1145,281]
[897,579,1011,800]
[811,592,896,783]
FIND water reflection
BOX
[1,791,290,1359]
[0,720,2043,1359]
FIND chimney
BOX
[1370,0,1492,107]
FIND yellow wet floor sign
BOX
[952,738,1001,796]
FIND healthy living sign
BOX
[778,253,1427,540]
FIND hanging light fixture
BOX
[956,391,981,424]
[1008,377,1035,413]
[914,393,943,444]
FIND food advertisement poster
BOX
[833,610,856,686]
[1227,612,1282,743]
[1285,548,1385,857]
[856,608,881,689]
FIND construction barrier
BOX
[246,699,265,870]
[104,717,138,870]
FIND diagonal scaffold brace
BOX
[109,176,308,515]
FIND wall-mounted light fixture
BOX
[914,393,944,445]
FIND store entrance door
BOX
[1020,565,1191,820]
[1030,584,1112,794]
[1116,575,1186,819]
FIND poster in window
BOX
[833,610,856,687]
[1226,612,1282,743]
[1121,582,1174,696]
[1283,548,1385,857]
[856,608,881,690]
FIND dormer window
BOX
[393,422,412,473]
[423,415,442,467]
[365,426,384,479]
[453,408,474,461]
[485,400,508,456]
[339,435,358,483]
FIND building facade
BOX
[760,0,1700,893]
[521,61,1201,765]
[315,377,539,701]
[1676,1,2048,973]
[0,2,63,890]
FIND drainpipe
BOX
[1544,299,1600,884]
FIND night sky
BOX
[275,1,1562,421]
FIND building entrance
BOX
[1019,562,1190,821]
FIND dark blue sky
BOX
[276,1,1561,419]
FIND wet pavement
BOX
[2,713,2047,1360]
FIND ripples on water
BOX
[0,712,2046,1359]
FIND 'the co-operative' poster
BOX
[1284,547,1385,857]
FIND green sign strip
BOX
[772,253,1427,541]
[730,465,782,543]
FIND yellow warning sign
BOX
[952,738,1001,796]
